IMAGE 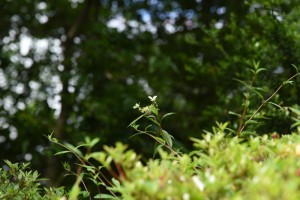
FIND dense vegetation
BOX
[3,97,300,199]
[1,0,300,199]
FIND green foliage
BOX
[189,131,300,199]
[2,0,300,195]
[48,123,300,199]
[0,160,64,200]
[232,61,299,137]
[44,91,300,199]
[129,96,176,154]
[5,81,300,199]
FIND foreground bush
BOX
[0,160,64,200]
[82,130,300,199]
[3,131,300,199]
[2,63,300,199]
[36,120,299,200]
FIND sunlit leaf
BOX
[161,129,173,148]
[54,150,71,156]
[128,114,146,128]
[291,64,299,73]
[161,112,176,122]
[94,194,119,199]
[64,143,83,157]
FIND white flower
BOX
[141,106,151,114]
[179,175,186,182]
[133,103,140,109]
[192,175,205,191]
[183,193,190,200]
[148,95,157,102]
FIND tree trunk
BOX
[45,0,94,186]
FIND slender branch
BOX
[53,141,118,197]
[239,72,299,134]
[237,73,257,137]
[67,169,92,200]
[142,131,180,156]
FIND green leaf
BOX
[161,112,176,122]
[81,191,90,198]
[64,143,83,157]
[145,124,152,131]
[161,129,173,148]
[249,87,264,100]
[112,178,121,188]
[79,137,100,148]
[150,104,158,116]
[145,115,160,126]
[4,160,13,169]
[131,124,139,130]
[86,152,103,161]
[228,111,241,117]
[79,164,96,174]
[233,78,249,88]
[69,183,80,200]
[154,144,164,156]
[291,120,300,129]
[267,102,285,110]
[128,114,146,128]
[94,194,119,199]
[47,132,59,143]
[248,68,256,75]
[256,67,267,74]
[283,80,294,85]
[151,135,165,144]
[63,162,71,171]
[54,150,71,156]
[291,64,298,73]
[289,107,300,115]
[253,60,260,70]
[245,120,258,125]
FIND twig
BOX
[238,72,299,135]
[237,73,257,137]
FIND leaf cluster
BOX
[49,128,300,199]
[0,160,64,200]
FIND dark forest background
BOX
[1,0,300,186]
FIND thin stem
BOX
[143,132,180,156]
[237,73,257,137]
[67,169,92,200]
[51,141,118,198]
[239,72,299,135]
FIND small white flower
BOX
[192,175,205,191]
[141,106,151,114]
[179,175,186,182]
[208,175,215,183]
[205,170,216,183]
[135,161,142,168]
[148,95,157,102]
[133,103,140,109]
[183,193,190,200]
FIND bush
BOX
[0,160,65,200]
[45,92,300,199]
[2,63,300,199]
[46,125,300,199]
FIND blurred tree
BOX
[0,0,300,187]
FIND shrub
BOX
[0,160,65,200]
[2,62,300,199]
[46,92,300,199]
